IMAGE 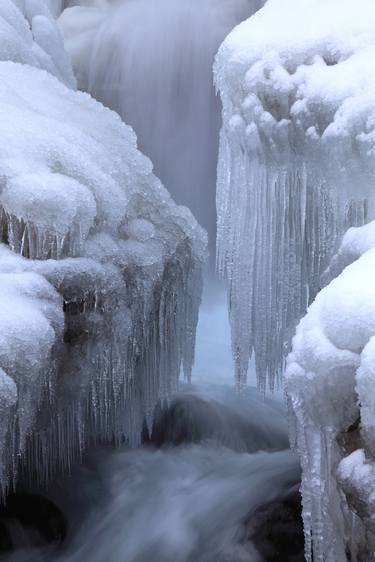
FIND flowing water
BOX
[0,387,301,562]
[60,0,262,254]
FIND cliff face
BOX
[0,0,206,496]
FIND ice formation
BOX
[0,0,206,496]
[214,0,375,389]
[0,0,75,87]
[286,221,375,561]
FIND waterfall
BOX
[59,0,263,258]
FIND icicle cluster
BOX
[0,0,206,496]
[286,221,375,561]
[214,0,375,390]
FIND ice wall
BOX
[214,0,375,390]
[286,221,375,561]
[0,0,206,496]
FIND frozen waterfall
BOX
[214,0,375,390]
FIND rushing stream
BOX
[0,386,302,562]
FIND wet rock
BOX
[246,488,304,562]
[144,393,289,452]
[0,493,66,554]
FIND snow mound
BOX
[0,0,75,87]
[214,0,375,390]
[286,221,375,561]
[0,3,206,495]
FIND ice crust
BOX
[214,0,375,390]
[286,222,375,561]
[0,0,206,495]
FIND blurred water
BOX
[59,0,261,255]
[2,387,299,562]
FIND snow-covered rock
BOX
[0,0,206,495]
[214,0,375,390]
[286,221,375,561]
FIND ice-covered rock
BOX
[286,221,375,561]
[214,0,375,389]
[0,0,206,496]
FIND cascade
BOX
[214,0,375,389]
[58,0,264,257]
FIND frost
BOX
[0,0,206,495]
[286,222,375,561]
[214,0,375,390]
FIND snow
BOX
[0,0,206,495]
[286,221,375,561]
[338,449,375,534]
[0,0,75,88]
[214,0,375,390]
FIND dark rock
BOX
[144,393,289,453]
[246,488,304,562]
[0,493,66,554]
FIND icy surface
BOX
[286,221,375,561]
[0,0,206,495]
[214,0,375,389]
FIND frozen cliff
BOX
[286,221,375,561]
[0,0,206,496]
[214,0,375,390]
